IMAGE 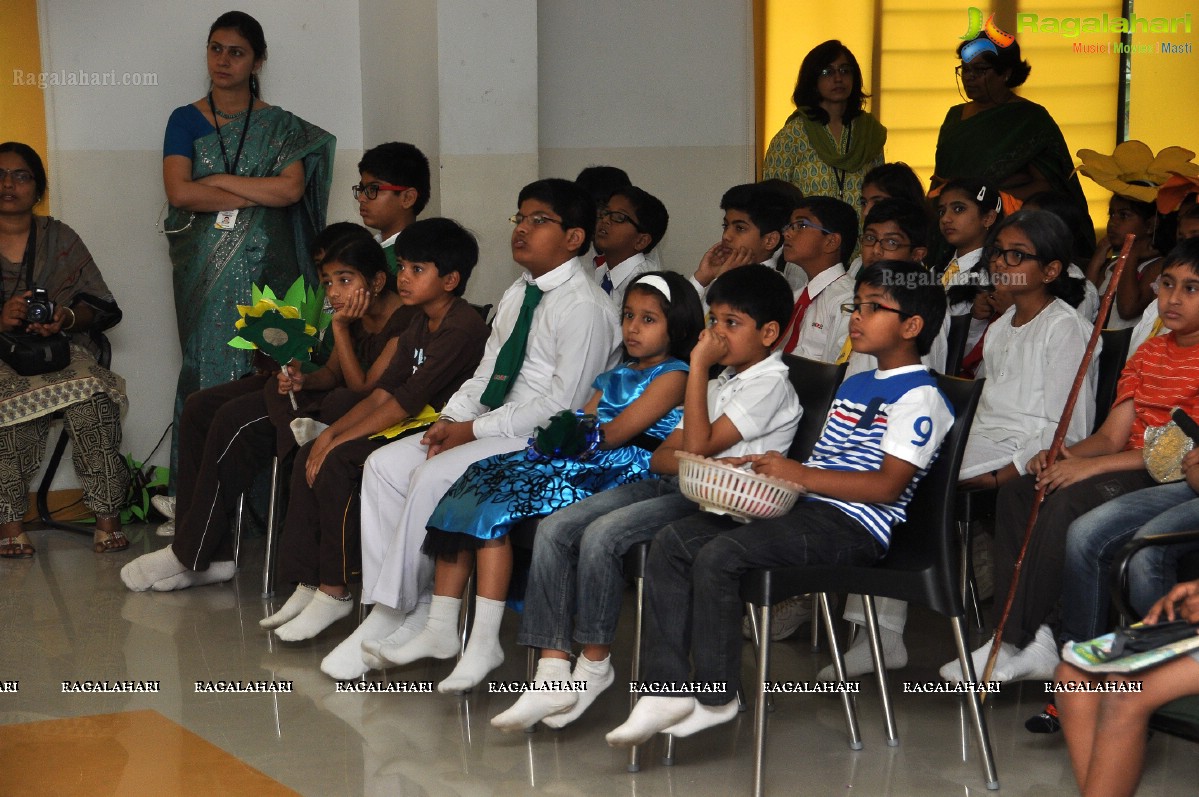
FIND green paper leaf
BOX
[228,336,258,349]
[282,276,306,310]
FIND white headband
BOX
[631,274,672,302]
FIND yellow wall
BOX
[0,0,48,210]
[1128,0,1198,155]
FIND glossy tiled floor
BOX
[2,524,1196,796]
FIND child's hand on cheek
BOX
[690,328,728,370]
[333,288,370,325]
[723,246,757,271]
[695,243,733,286]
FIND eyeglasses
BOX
[782,218,833,235]
[509,213,565,228]
[352,182,410,200]
[861,233,909,252]
[598,208,644,231]
[840,301,913,319]
[986,247,1042,267]
[0,169,34,185]
[819,65,853,78]
[954,64,994,79]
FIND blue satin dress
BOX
[425,358,688,549]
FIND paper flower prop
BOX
[1075,141,1199,203]
[228,277,328,365]
[1156,173,1199,214]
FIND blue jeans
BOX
[518,477,698,652]
[1061,480,1199,642]
[641,502,882,705]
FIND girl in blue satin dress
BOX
[376,271,704,692]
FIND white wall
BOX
[37,0,365,480]
[33,0,755,486]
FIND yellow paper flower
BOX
[1076,141,1199,203]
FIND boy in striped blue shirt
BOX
[607,260,954,746]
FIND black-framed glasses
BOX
[782,218,833,235]
[598,208,644,231]
[819,64,853,78]
[352,182,410,200]
[860,233,909,252]
[986,246,1042,267]
[0,168,34,185]
[840,301,913,319]
[509,213,565,228]
[954,64,994,79]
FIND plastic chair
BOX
[35,329,114,534]
[739,375,996,795]
[1092,327,1132,433]
[943,313,972,377]
[624,355,847,771]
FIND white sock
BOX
[438,597,507,693]
[1007,625,1060,682]
[605,696,697,747]
[542,654,615,729]
[320,603,406,681]
[377,595,461,666]
[939,636,1019,683]
[121,547,187,592]
[491,658,576,731]
[817,624,908,680]
[660,699,739,738]
[275,589,355,641]
[150,561,236,591]
[361,599,431,670]
[260,585,317,628]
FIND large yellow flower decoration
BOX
[1075,141,1199,204]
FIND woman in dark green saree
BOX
[162,11,334,480]
[932,33,1092,259]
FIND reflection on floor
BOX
[1,524,1196,796]
[0,709,298,795]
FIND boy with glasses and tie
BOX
[592,186,668,313]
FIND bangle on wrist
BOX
[62,306,76,331]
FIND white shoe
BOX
[151,495,176,520]
[155,520,175,537]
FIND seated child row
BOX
[121,143,1191,748]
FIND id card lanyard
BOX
[207,91,253,230]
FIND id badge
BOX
[214,209,239,230]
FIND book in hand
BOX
[1062,621,1199,674]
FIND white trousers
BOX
[359,434,526,611]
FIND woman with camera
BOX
[0,141,128,558]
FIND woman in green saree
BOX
[162,11,334,481]
[932,33,1092,256]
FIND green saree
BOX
[164,105,334,473]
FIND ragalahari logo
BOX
[960,8,1015,61]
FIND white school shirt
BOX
[1128,302,1166,362]
[1098,256,1161,329]
[788,264,855,363]
[1069,264,1100,323]
[944,248,984,316]
[440,257,621,439]
[677,351,801,458]
[958,299,1098,479]
[593,252,656,313]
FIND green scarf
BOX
[797,111,887,174]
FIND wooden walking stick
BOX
[979,233,1136,691]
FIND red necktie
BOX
[781,288,812,354]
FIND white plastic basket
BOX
[676,452,803,523]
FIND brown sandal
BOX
[0,533,35,559]
[93,529,129,554]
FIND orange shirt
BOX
[1115,333,1199,450]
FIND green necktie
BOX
[480,281,544,409]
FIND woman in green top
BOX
[762,40,887,210]
[932,33,1091,256]
[161,11,334,483]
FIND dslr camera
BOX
[25,287,57,325]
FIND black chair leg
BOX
[951,615,1000,790]
[628,574,645,772]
